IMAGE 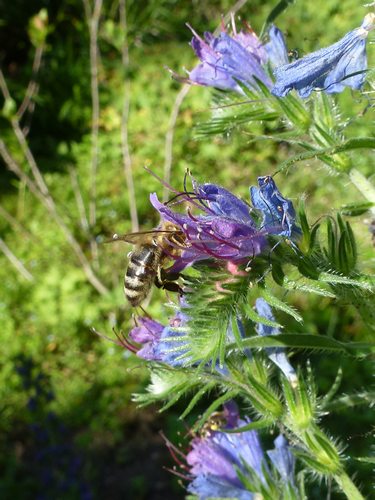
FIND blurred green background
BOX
[0,0,373,498]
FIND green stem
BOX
[334,471,364,500]
[349,168,375,217]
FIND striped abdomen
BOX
[124,244,162,306]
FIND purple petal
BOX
[255,299,297,385]
[212,33,271,88]
[267,434,295,482]
[129,318,164,344]
[234,31,267,64]
[188,474,253,499]
[187,25,272,93]
[264,25,289,68]
[214,421,266,480]
[187,438,241,484]
[189,63,241,91]
[323,39,367,93]
[250,176,301,240]
[198,183,254,224]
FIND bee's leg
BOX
[155,268,183,295]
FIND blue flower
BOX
[267,434,296,484]
[272,14,375,98]
[255,298,298,387]
[176,20,289,94]
[129,314,189,367]
[186,23,271,93]
[250,175,301,241]
[183,402,296,498]
[264,24,289,69]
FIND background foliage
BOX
[0,0,373,498]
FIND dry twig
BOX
[163,84,190,202]
[0,140,108,295]
[119,0,139,231]
[82,0,103,266]
[0,237,34,282]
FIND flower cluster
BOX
[181,14,375,97]
[181,21,287,93]
[128,296,296,388]
[166,402,296,499]
[151,175,300,272]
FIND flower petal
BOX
[264,25,289,68]
[267,434,295,483]
[272,14,375,97]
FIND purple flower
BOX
[186,22,271,93]
[250,175,301,241]
[129,313,189,367]
[272,13,375,98]
[151,181,267,272]
[182,402,296,498]
[267,434,296,484]
[177,20,289,94]
[255,298,297,387]
[264,24,289,69]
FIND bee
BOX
[200,411,227,438]
[109,222,186,307]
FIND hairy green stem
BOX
[334,471,364,500]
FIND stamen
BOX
[200,226,241,250]
[163,466,191,481]
[144,166,180,195]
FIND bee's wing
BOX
[106,230,176,245]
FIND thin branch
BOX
[163,84,190,202]
[69,166,90,234]
[0,69,54,202]
[83,0,103,232]
[0,237,34,282]
[119,0,139,231]
[0,139,108,295]
[0,205,34,239]
[17,43,44,127]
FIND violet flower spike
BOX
[250,175,301,241]
[272,13,375,98]
[255,298,298,387]
[151,182,267,272]
[186,22,272,93]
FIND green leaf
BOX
[222,417,274,433]
[340,201,375,217]
[260,0,295,36]
[243,302,283,329]
[229,334,374,355]
[283,277,336,298]
[179,382,216,420]
[325,391,375,411]
[260,288,303,323]
[319,272,373,291]
[275,138,375,174]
